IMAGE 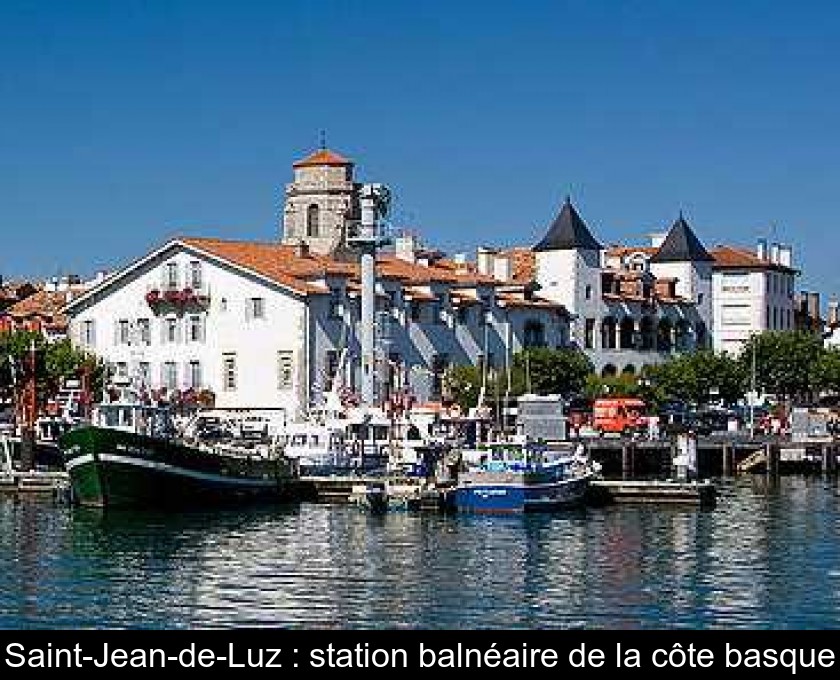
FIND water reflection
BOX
[0,478,839,628]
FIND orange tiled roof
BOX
[606,245,659,258]
[497,247,536,283]
[180,238,497,295]
[292,148,353,168]
[711,245,796,272]
[496,293,565,311]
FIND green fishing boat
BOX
[59,394,300,509]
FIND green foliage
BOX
[645,350,747,406]
[740,331,823,403]
[815,346,840,394]
[0,330,104,409]
[444,347,592,409]
[514,347,593,396]
[583,373,643,400]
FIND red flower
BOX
[145,289,160,304]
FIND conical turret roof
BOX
[533,198,602,252]
[650,213,713,263]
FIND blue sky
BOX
[1,1,838,301]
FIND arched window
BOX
[602,364,617,378]
[523,320,546,348]
[307,204,320,238]
[622,364,636,376]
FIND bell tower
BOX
[282,146,358,255]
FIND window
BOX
[766,305,771,329]
[457,306,470,325]
[278,351,294,390]
[163,317,178,344]
[479,297,491,325]
[116,362,128,378]
[430,300,443,324]
[220,298,228,312]
[585,285,592,300]
[188,361,202,389]
[223,354,237,391]
[523,320,546,348]
[722,304,751,326]
[329,289,343,318]
[584,318,596,349]
[117,319,130,345]
[187,315,204,342]
[431,354,449,400]
[410,301,422,323]
[137,318,151,346]
[324,350,339,391]
[773,307,778,329]
[82,320,96,346]
[162,362,177,391]
[307,204,320,238]
[138,362,151,387]
[165,262,179,290]
[189,261,202,290]
[247,297,265,320]
[697,292,704,304]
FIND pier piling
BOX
[622,442,635,480]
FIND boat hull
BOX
[60,426,299,509]
[455,473,591,514]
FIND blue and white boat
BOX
[454,439,594,514]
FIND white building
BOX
[65,148,570,418]
[497,202,714,376]
[710,239,797,355]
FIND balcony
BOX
[145,284,210,311]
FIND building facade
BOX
[495,201,714,376]
[710,240,797,355]
[65,149,570,419]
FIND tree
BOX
[514,347,593,397]
[0,331,104,414]
[645,350,746,406]
[740,331,823,404]
[443,347,592,410]
[815,346,840,394]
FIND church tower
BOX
[282,147,359,255]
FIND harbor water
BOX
[0,476,838,629]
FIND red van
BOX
[592,398,647,437]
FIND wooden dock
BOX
[0,470,71,499]
[588,479,717,507]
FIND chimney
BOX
[809,291,820,321]
[493,253,513,282]
[756,238,768,261]
[778,244,793,268]
[476,247,496,277]
[395,234,418,263]
[649,232,667,248]
[797,291,808,315]
[829,298,840,326]
[770,242,780,264]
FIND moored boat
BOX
[59,389,300,509]
[454,438,594,514]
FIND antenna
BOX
[319,130,327,150]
